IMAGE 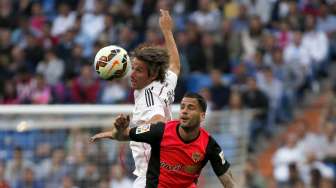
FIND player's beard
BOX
[180,116,200,132]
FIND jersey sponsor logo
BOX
[191,152,203,163]
[136,124,150,134]
[160,161,202,174]
[145,88,154,107]
[219,151,226,165]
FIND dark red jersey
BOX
[129,120,230,188]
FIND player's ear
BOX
[200,112,205,122]
[149,71,158,81]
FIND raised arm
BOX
[159,9,180,76]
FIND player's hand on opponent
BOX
[159,9,173,32]
[114,114,130,131]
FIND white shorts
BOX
[133,176,146,188]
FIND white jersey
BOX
[130,70,177,177]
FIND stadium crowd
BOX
[0,0,336,187]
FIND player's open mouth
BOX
[181,117,188,122]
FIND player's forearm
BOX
[94,131,114,140]
[162,30,180,75]
[219,170,236,188]
[115,128,131,141]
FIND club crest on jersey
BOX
[136,124,150,134]
[191,152,203,163]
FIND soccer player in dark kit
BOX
[91,92,236,188]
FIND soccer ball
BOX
[94,45,131,80]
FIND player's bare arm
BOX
[91,115,131,142]
[218,169,236,188]
[159,9,180,76]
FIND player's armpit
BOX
[218,169,236,188]
[146,114,166,124]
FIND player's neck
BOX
[178,126,200,143]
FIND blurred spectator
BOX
[11,17,32,47]
[38,21,59,50]
[208,69,230,110]
[51,3,76,37]
[70,64,100,103]
[97,14,118,45]
[275,20,292,50]
[317,3,336,34]
[63,44,86,80]
[29,2,46,35]
[302,15,329,80]
[145,28,163,45]
[98,179,109,188]
[219,19,242,66]
[257,67,283,126]
[227,91,245,137]
[272,133,303,187]
[36,49,65,86]
[184,22,206,72]
[0,0,16,29]
[199,87,213,112]
[56,29,76,61]
[77,162,100,188]
[99,80,128,104]
[9,46,28,77]
[0,162,9,188]
[30,74,52,104]
[37,148,67,188]
[283,30,311,77]
[243,0,272,24]
[0,29,12,67]
[14,167,43,188]
[244,158,266,188]
[80,0,105,42]
[241,16,264,61]
[201,32,230,73]
[242,77,269,151]
[24,34,44,72]
[60,176,78,188]
[5,147,34,187]
[1,79,19,104]
[189,0,221,32]
[231,4,249,32]
[288,163,305,188]
[272,48,304,121]
[108,164,132,188]
[15,69,34,104]
[223,0,239,20]
[117,25,138,51]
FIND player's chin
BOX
[130,82,137,89]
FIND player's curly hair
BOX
[131,43,169,83]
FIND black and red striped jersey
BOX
[129,120,230,188]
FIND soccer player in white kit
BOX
[91,9,180,188]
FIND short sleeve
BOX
[166,70,178,90]
[206,136,230,176]
[129,122,165,145]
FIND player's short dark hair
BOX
[183,92,207,112]
[131,44,169,83]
